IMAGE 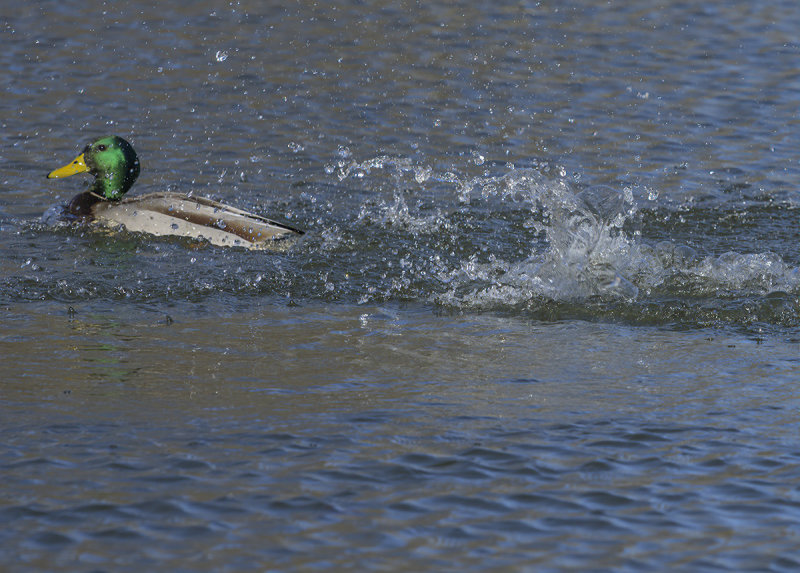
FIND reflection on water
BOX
[2,0,800,571]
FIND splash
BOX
[356,190,454,235]
[334,157,798,314]
[433,169,798,309]
[432,171,643,306]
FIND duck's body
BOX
[85,191,302,248]
[47,136,303,249]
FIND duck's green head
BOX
[47,135,140,201]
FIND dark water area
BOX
[1,1,799,571]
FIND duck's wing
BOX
[92,192,303,249]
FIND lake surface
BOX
[1,1,799,571]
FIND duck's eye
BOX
[97,144,107,151]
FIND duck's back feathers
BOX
[92,192,303,249]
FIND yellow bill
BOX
[47,153,89,178]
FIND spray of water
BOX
[337,155,798,314]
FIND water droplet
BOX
[414,165,432,183]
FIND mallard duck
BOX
[47,135,303,249]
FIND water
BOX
[2,1,799,571]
